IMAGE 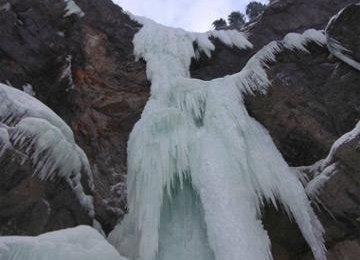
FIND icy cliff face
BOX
[109,15,327,260]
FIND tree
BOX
[246,1,267,21]
[228,11,245,28]
[212,18,227,30]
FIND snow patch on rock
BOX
[0,226,128,260]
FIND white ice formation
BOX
[109,15,327,260]
[304,121,360,199]
[64,0,84,18]
[0,226,128,260]
[325,6,360,71]
[0,83,94,217]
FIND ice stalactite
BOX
[109,15,327,260]
[0,83,94,217]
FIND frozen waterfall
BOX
[108,15,327,260]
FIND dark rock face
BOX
[0,0,359,259]
[0,143,92,235]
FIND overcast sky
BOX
[113,0,268,32]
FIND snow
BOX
[64,0,84,18]
[283,29,326,52]
[109,15,327,260]
[0,226,128,260]
[0,83,95,217]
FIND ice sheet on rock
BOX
[9,117,94,216]
[64,0,84,17]
[0,226,128,260]
[109,16,327,260]
[0,83,95,217]
[303,121,360,198]
[306,163,338,199]
[0,83,74,141]
[323,121,360,166]
[326,37,360,71]
[325,6,360,71]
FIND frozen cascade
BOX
[108,17,327,260]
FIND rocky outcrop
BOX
[0,136,92,236]
[0,0,359,259]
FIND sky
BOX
[113,0,268,32]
